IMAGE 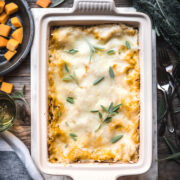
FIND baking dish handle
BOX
[72,174,117,180]
[73,0,116,13]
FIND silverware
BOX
[159,49,175,96]
[157,67,175,133]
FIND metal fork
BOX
[159,49,175,96]
[157,67,175,133]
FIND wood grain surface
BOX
[3,0,180,179]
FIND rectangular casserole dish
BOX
[31,0,152,179]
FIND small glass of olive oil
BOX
[0,91,16,132]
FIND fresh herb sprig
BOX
[95,102,122,132]
[63,63,79,86]
[159,136,180,164]
[10,85,28,105]
[85,38,104,62]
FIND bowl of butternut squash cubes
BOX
[0,0,34,75]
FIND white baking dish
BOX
[31,0,152,179]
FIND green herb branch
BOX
[92,102,122,132]
[63,63,79,86]
[10,85,28,106]
[85,38,104,62]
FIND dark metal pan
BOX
[0,0,34,75]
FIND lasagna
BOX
[48,24,140,164]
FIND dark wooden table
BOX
[3,0,179,179]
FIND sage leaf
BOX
[64,63,69,72]
[112,104,122,112]
[98,112,102,119]
[104,116,112,123]
[49,0,64,8]
[93,76,104,85]
[101,105,108,112]
[70,133,77,141]
[109,66,115,78]
[111,135,123,143]
[91,110,99,113]
[66,49,79,55]
[125,41,131,49]
[66,97,74,104]
[107,50,115,55]
[159,152,180,161]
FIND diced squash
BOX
[11,27,23,44]
[36,0,51,8]
[0,24,11,37]
[4,50,17,61]
[0,1,5,14]
[5,2,18,15]
[0,76,3,82]
[0,12,9,24]
[0,82,13,94]
[11,16,22,28]
[0,36,8,48]
[6,39,19,51]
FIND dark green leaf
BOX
[109,67,115,79]
[90,110,99,113]
[98,112,102,119]
[66,97,74,104]
[64,63,69,72]
[111,135,123,143]
[49,0,64,7]
[63,75,72,81]
[101,105,108,112]
[107,50,115,55]
[70,133,77,141]
[66,49,79,55]
[93,76,104,85]
[125,41,131,49]
[108,102,114,113]
[104,116,112,123]
[112,104,122,112]
[95,122,104,132]
[163,136,180,163]
[159,152,180,161]
[70,72,79,86]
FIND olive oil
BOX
[0,92,16,132]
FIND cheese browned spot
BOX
[48,24,140,164]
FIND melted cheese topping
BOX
[48,24,140,164]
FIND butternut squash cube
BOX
[6,39,19,51]
[5,2,18,15]
[0,24,11,37]
[1,82,13,94]
[11,16,22,28]
[11,27,23,44]
[0,1,5,13]
[4,50,17,61]
[0,36,8,48]
[0,12,9,24]
[0,76,3,82]
[36,0,51,8]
